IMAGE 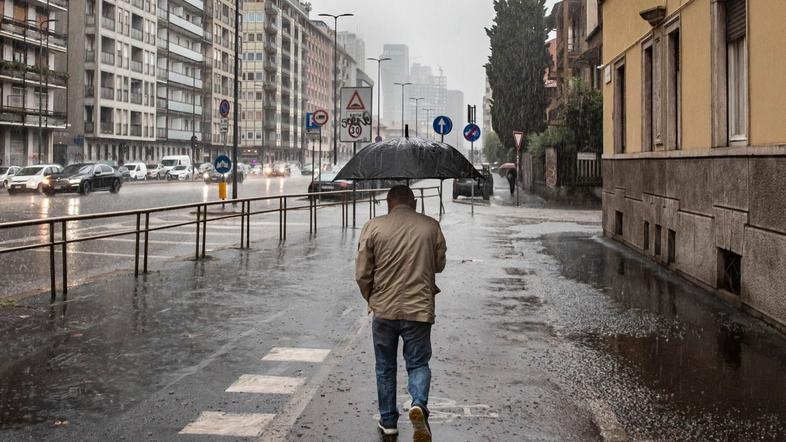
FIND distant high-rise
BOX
[446,89,464,148]
[380,44,409,126]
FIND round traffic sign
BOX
[463,123,481,142]
[312,109,329,126]
[433,116,453,136]
[214,154,232,174]
[219,99,231,118]
[375,135,383,143]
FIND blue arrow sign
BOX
[219,99,230,118]
[433,116,453,136]
[214,154,232,174]
[463,123,481,142]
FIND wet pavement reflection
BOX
[540,234,786,439]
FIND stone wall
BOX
[603,154,786,329]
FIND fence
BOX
[0,185,444,302]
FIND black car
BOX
[453,165,493,200]
[307,172,353,199]
[48,163,123,195]
[202,166,245,184]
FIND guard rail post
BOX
[352,184,356,228]
[195,206,201,259]
[49,221,56,302]
[144,212,150,273]
[245,201,251,248]
[240,200,245,248]
[61,220,67,295]
[420,188,425,214]
[283,196,287,241]
[134,213,141,276]
[278,196,283,241]
[201,203,207,258]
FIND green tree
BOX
[485,0,551,155]
[482,131,510,164]
[563,78,603,153]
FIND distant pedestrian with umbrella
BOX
[499,163,517,195]
[356,185,446,441]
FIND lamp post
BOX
[409,97,424,137]
[422,108,433,139]
[393,82,411,136]
[318,12,353,165]
[29,18,57,165]
[367,56,390,140]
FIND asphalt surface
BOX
[2,180,786,441]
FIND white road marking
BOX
[25,248,168,259]
[226,375,305,395]
[262,347,331,363]
[179,411,275,437]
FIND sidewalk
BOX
[3,189,786,441]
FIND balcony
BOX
[156,67,167,81]
[85,51,96,63]
[84,85,95,97]
[264,120,277,131]
[265,2,277,15]
[169,42,203,62]
[0,108,66,128]
[84,121,94,133]
[100,86,114,100]
[263,82,276,92]
[169,13,203,37]
[168,70,203,88]
[156,97,167,109]
[131,28,143,41]
[157,9,168,20]
[130,60,143,73]
[101,15,115,31]
[100,51,115,65]
[130,92,143,104]
[100,121,114,134]
[131,0,143,8]
[265,22,278,35]
[264,62,276,73]
[130,124,142,136]
[183,0,204,11]
[168,99,202,115]
[86,15,96,28]
[167,128,200,141]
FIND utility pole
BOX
[232,0,240,199]
[367,56,390,141]
[394,82,411,136]
[318,12,353,164]
[409,97,424,137]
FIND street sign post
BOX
[213,154,232,201]
[463,122,481,216]
[433,116,453,142]
[340,87,372,143]
[512,131,525,208]
[219,99,230,118]
[312,109,329,127]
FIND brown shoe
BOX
[409,405,431,442]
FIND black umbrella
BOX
[334,136,483,181]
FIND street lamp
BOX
[422,108,433,139]
[318,12,353,165]
[393,82,412,136]
[28,18,57,165]
[409,97,424,137]
[367,56,390,140]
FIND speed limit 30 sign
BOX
[340,87,372,143]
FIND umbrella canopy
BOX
[499,163,516,170]
[334,136,483,181]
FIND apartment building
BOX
[0,0,68,166]
[303,19,332,163]
[602,0,786,328]
[202,0,237,159]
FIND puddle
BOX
[541,234,786,435]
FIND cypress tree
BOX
[485,0,550,152]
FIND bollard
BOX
[61,220,67,295]
[218,181,227,200]
[49,222,55,302]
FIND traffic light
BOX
[190,135,199,150]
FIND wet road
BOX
[0,174,317,298]
[2,182,786,440]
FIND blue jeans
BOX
[372,317,432,426]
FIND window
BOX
[613,60,626,153]
[644,221,650,252]
[666,24,681,150]
[642,41,654,152]
[614,211,623,236]
[655,225,662,256]
[727,0,747,142]
[718,248,742,295]
[668,229,676,264]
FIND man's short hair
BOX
[387,185,415,207]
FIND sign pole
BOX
[352,141,357,228]
[470,140,475,217]
[516,149,520,208]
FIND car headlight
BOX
[69,177,82,184]
[203,172,209,179]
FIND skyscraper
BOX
[380,44,408,126]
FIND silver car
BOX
[0,166,21,188]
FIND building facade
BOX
[380,43,408,126]
[602,0,786,328]
[0,0,68,167]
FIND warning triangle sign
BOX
[346,91,366,111]
[513,131,525,150]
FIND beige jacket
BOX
[356,206,447,323]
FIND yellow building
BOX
[601,0,786,329]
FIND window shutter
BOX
[726,0,746,42]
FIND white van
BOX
[123,162,148,180]
[160,155,192,178]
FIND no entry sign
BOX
[312,109,329,126]
[340,87,372,143]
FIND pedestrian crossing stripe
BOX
[262,347,331,363]
[226,374,305,394]
[179,411,274,437]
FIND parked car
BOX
[167,165,194,181]
[0,166,21,188]
[6,164,62,194]
[148,164,166,179]
[160,155,192,178]
[48,163,123,195]
[307,172,353,199]
[301,163,314,176]
[270,162,291,177]
[123,162,148,180]
[198,163,213,174]
[117,166,132,182]
[453,164,493,200]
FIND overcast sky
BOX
[306,0,559,126]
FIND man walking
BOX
[356,185,447,441]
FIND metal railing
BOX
[0,185,445,301]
